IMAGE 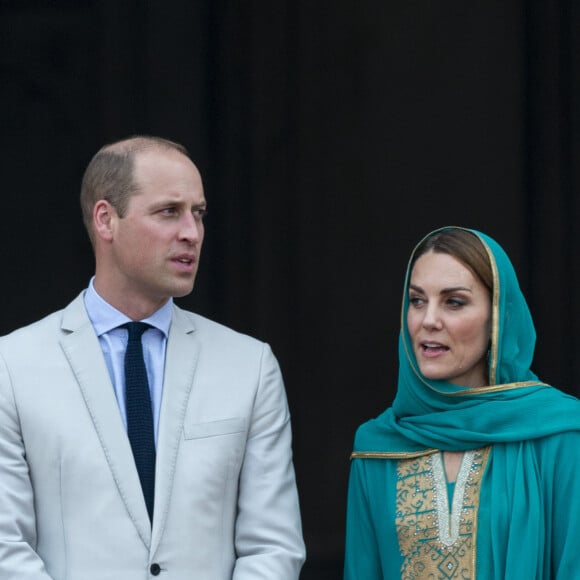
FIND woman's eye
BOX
[447,298,465,308]
[409,296,424,307]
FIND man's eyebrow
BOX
[151,198,207,208]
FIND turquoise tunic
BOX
[344,228,580,579]
[345,433,580,578]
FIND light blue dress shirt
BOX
[83,278,173,446]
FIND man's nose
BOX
[179,213,203,242]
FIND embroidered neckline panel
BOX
[395,447,491,579]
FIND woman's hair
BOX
[411,228,493,292]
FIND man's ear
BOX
[93,200,117,242]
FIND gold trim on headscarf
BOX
[476,232,500,385]
[441,380,548,396]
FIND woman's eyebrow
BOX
[408,284,472,294]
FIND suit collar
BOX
[61,291,91,333]
[60,293,153,548]
[151,304,200,553]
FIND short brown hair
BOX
[80,135,190,244]
[411,228,493,292]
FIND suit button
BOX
[150,563,161,575]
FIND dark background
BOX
[1,2,579,577]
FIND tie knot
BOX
[121,321,152,341]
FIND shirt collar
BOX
[84,277,173,338]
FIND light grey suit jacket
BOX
[0,293,305,579]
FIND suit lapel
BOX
[60,294,152,548]
[151,306,199,553]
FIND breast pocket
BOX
[182,418,247,485]
[183,417,247,440]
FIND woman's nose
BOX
[422,305,442,329]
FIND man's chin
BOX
[171,281,196,299]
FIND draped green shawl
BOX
[352,226,580,576]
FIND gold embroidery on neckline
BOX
[396,447,490,579]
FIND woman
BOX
[344,226,580,579]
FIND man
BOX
[0,136,305,579]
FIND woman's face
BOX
[407,250,492,388]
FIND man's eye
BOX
[194,208,207,220]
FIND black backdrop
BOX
[1,2,579,577]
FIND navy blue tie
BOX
[122,322,155,521]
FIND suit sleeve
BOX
[0,352,55,579]
[231,343,305,580]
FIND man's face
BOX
[106,148,206,314]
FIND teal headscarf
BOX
[355,226,580,454]
[351,226,580,577]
